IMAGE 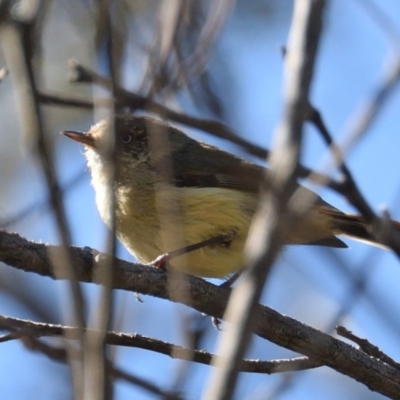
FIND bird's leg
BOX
[211,269,244,330]
[219,270,242,288]
[150,231,237,269]
[150,231,241,330]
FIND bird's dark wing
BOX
[170,137,264,193]
[166,132,348,248]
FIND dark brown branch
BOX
[0,332,20,343]
[1,231,400,398]
[68,59,271,159]
[111,367,182,400]
[308,106,400,259]
[0,314,320,374]
[307,107,376,220]
[12,331,181,400]
[37,92,95,109]
[337,326,400,372]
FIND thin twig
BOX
[307,107,376,220]
[0,169,86,229]
[111,367,182,400]
[337,326,400,372]
[68,59,271,158]
[308,94,400,259]
[16,331,181,400]
[0,314,321,374]
[344,57,400,153]
[354,0,400,53]
[37,92,95,109]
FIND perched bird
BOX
[63,114,388,277]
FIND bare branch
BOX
[0,170,86,229]
[37,92,95,109]
[337,326,400,372]
[12,330,182,400]
[83,3,119,398]
[1,6,87,395]
[1,231,400,398]
[0,314,320,374]
[203,2,327,399]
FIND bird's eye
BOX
[121,133,132,144]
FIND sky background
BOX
[1,0,400,399]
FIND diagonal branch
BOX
[203,1,328,399]
[1,231,400,398]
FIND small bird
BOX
[63,114,392,277]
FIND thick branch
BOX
[1,231,400,398]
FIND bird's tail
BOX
[331,211,400,248]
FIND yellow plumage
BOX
[115,186,257,277]
[63,115,391,278]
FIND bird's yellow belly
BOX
[105,185,336,278]
[114,186,257,277]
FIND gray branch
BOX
[1,230,400,399]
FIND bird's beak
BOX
[61,130,95,147]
